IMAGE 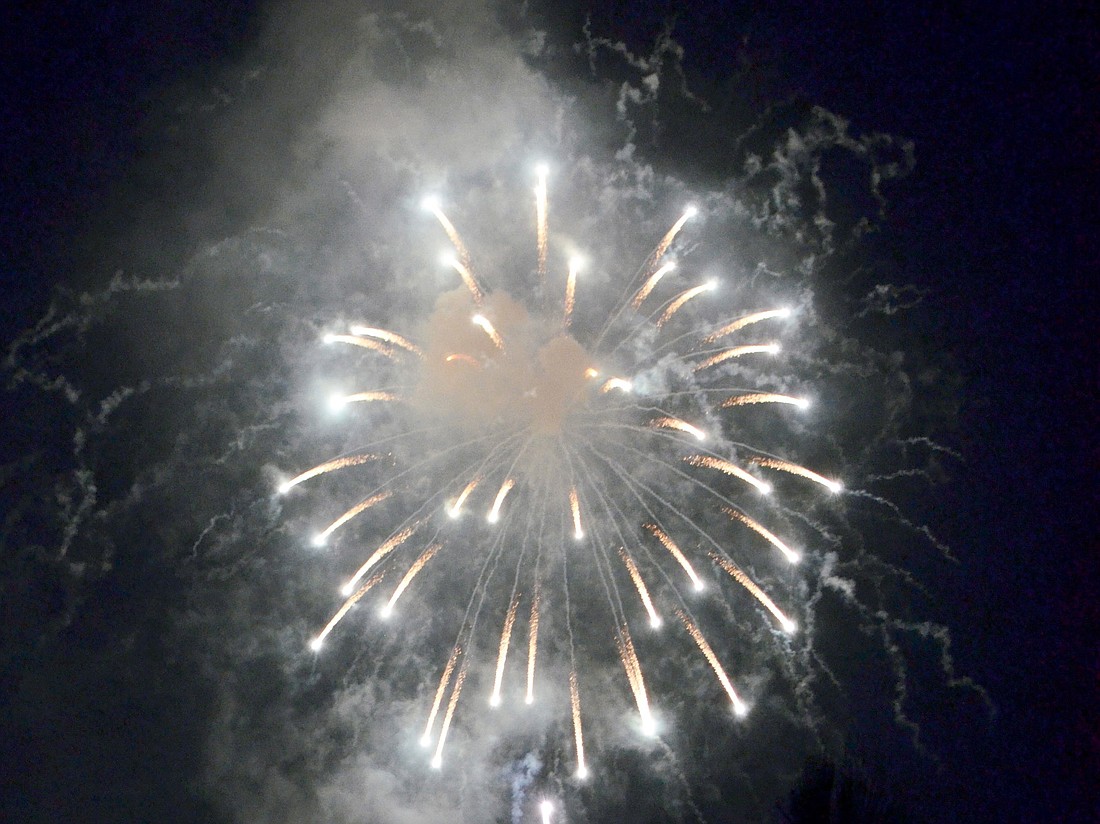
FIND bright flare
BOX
[425,200,473,275]
[332,390,401,406]
[486,477,515,523]
[657,280,717,328]
[321,333,396,358]
[631,261,675,309]
[540,800,554,824]
[471,314,505,351]
[684,455,772,496]
[569,487,584,540]
[448,475,481,518]
[649,416,707,441]
[677,609,748,716]
[618,547,661,628]
[421,645,462,746]
[709,551,797,632]
[751,457,843,493]
[309,571,385,651]
[431,661,469,769]
[279,454,383,494]
[600,377,633,393]
[644,523,704,591]
[721,392,810,410]
[347,325,425,357]
[489,593,520,707]
[616,624,655,735]
[703,307,793,344]
[722,506,800,564]
[312,491,392,546]
[693,343,780,373]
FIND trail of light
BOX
[569,487,584,540]
[279,454,383,494]
[600,377,633,393]
[309,571,385,651]
[618,547,661,628]
[448,257,484,305]
[321,333,396,358]
[656,280,717,328]
[489,593,521,706]
[615,624,654,734]
[692,343,780,373]
[751,457,843,493]
[631,261,675,309]
[313,491,392,546]
[649,416,707,442]
[722,506,800,564]
[443,352,480,368]
[342,521,423,595]
[431,661,468,768]
[650,206,696,268]
[421,645,462,746]
[702,307,792,344]
[570,669,588,779]
[708,550,797,632]
[334,390,402,405]
[471,314,504,350]
[563,257,579,328]
[540,800,554,824]
[525,585,540,704]
[427,203,473,274]
[643,523,703,591]
[448,475,482,518]
[486,477,515,523]
[347,325,425,357]
[721,392,809,410]
[684,455,772,495]
[535,165,548,281]
[676,609,748,716]
[383,542,443,616]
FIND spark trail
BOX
[489,593,521,706]
[677,609,748,716]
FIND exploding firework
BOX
[277,166,842,783]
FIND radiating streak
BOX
[422,645,462,746]
[676,609,748,716]
[600,377,633,393]
[650,206,696,269]
[722,506,800,564]
[427,203,473,273]
[279,454,383,493]
[525,586,540,704]
[342,521,423,595]
[471,314,504,350]
[649,416,707,442]
[569,487,584,540]
[337,390,402,405]
[432,661,468,768]
[702,307,792,344]
[321,334,396,358]
[489,593,521,706]
[535,166,549,281]
[313,491,392,546]
[448,257,484,304]
[486,477,515,523]
[708,551,796,632]
[750,457,843,493]
[310,571,385,650]
[618,547,661,627]
[631,262,675,309]
[384,542,443,615]
[721,392,809,410]
[570,669,588,778]
[692,343,780,373]
[347,325,425,357]
[563,257,579,328]
[643,523,703,590]
[443,352,480,368]
[656,280,716,328]
[684,455,772,495]
[615,624,654,733]
[448,475,481,518]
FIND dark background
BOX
[1,2,1094,822]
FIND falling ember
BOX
[692,343,780,373]
[432,661,469,769]
[569,669,588,779]
[631,261,675,309]
[383,542,444,616]
[722,506,800,564]
[643,523,704,591]
[489,593,521,706]
[656,280,717,328]
[312,491,392,546]
[447,256,484,305]
[525,586,540,705]
[702,307,792,344]
[342,522,423,595]
[278,454,384,494]
[471,314,505,350]
[709,551,797,633]
[443,352,480,368]
[332,390,402,406]
[618,547,661,628]
[721,392,809,410]
[425,198,473,273]
[486,477,515,523]
[535,165,549,281]
[649,416,707,442]
[750,457,843,493]
[563,257,580,328]
[676,609,748,716]
[310,571,385,651]
[600,377,633,393]
[540,800,554,824]
[422,645,462,746]
[448,475,482,518]
[569,487,584,540]
[684,455,772,495]
[616,624,654,734]
[347,325,425,357]
[321,333,396,358]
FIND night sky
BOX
[1,2,1094,823]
